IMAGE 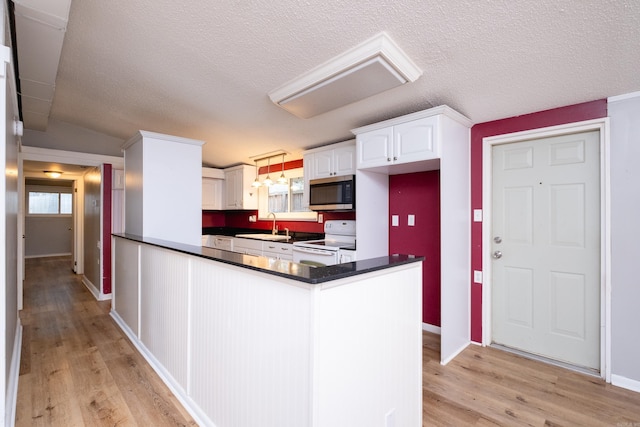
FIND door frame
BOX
[481,118,611,381]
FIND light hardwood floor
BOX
[423,332,640,426]
[16,256,640,426]
[17,256,197,426]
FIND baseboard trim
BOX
[5,321,22,427]
[110,310,211,427]
[612,374,640,393]
[81,276,112,301]
[440,341,470,366]
[422,323,441,334]
[24,253,72,259]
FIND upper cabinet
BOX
[353,106,472,175]
[202,167,224,210]
[223,165,258,210]
[304,139,356,181]
[303,140,355,210]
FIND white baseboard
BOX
[81,276,112,301]
[612,374,640,393]
[110,310,211,427]
[422,323,441,334]
[440,341,470,366]
[5,321,22,427]
[24,252,72,259]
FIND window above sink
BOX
[257,167,317,221]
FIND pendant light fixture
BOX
[251,160,262,188]
[263,156,273,187]
[277,153,287,184]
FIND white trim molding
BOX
[422,323,441,335]
[612,374,640,394]
[481,117,611,381]
[20,145,124,169]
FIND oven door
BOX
[292,246,339,267]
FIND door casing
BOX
[481,118,611,381]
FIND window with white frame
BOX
[27,186,73,215]
[258,168,317,221]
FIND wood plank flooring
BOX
[423,332,640,426]
[16,256,640,426]
[17,256,197,426]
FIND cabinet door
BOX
[302,153,314,209]
[224,169,240,209]
[312,150,334,179]
[202,178,222,210]
[333,145,356,176]
[356,127,393,169]
[394,116,439,164]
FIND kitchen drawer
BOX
[263,241,293,260]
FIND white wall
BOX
[123,131,203,246]
[608,91,640,390]
[1,2,22,422]
[21,119,124,157]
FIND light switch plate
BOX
[473,209,483,222]
[408,214,415,226]
[317,213,324,223]
[474,270,483,284]
[391,215,399,226]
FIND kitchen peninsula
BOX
[111,233,423,427]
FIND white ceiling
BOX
[14,0,640,168]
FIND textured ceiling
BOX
[21,0,640,168]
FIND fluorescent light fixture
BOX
[268,32,422,118]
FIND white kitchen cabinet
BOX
[303,140,355,209]
[352,105,474,365]
[262,241,293,260]
[356,115,439,172]
[202,167,224,210]
[210,235,233,251]
[232,237,263,256]
[305,139,356,180]
[224,165,258,210]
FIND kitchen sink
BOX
[235,233,291,241]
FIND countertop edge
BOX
[112,233,424,284]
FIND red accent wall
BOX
[224,210,355,233]
[102,163,112,294]
[202,211,226,227]
[389,171,441,326]
[470,99,607,342]
[258,159,303,175]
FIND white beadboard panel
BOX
[112,237,140,336]
[315,263,423,427]
[140,245,190,391]
[189,259,313,427]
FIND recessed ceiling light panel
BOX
[268,32,422,119]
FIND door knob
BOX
[492,251,502,259]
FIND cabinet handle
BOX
[387,157,391,162]
[393,156,397,161]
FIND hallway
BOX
[16,256,196,426]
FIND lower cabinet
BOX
[233,237,293,260]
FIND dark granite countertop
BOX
[202,227,324,243]
[113,233,423,284]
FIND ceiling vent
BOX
[13,0,71,131]
[268,32,422,119]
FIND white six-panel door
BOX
[491,130,601,370]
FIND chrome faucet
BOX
[267,212,277,234]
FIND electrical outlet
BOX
[408,214,415,226]
[391,215,399,226]
[318,214,324,223]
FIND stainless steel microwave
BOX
[308,175,355,211]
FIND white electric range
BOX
[292,220,356,267]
